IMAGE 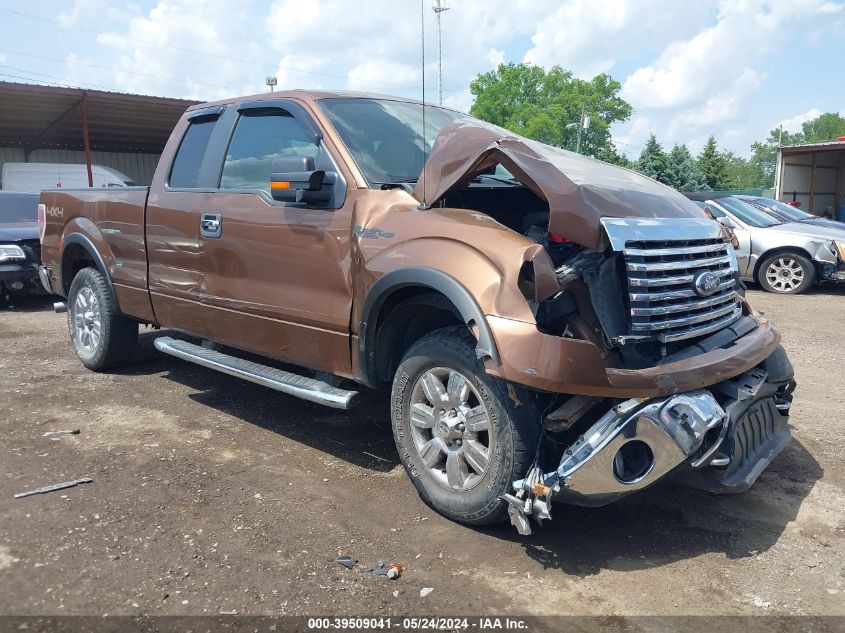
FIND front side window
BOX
[220,111,320,194]
[319,98,467,185]
[169,115,217,188]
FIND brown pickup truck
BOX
[38,90,796,534]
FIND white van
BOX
[0,163,137,192]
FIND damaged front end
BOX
[409,120,797,535]
[504,344,795,536]
[502,218,795,535]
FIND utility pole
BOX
[266,76,277,93]
[566,105,591,154]
[431,0,450,105]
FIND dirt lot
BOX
[1,287,843,620]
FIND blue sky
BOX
[1,0,844,158]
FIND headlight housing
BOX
[834,240,845,262]
[0,244,26,263]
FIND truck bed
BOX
[40,186,153,319]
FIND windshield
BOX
[746,196,812,222]
[0,193,39,222]
[718,197,783,228]
[319,98,468,186]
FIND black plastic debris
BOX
[333,555,357,569]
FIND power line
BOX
[1,49,256,93]
[0,7,467,96]
[0,64,114,91]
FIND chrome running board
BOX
[153,336,359,410]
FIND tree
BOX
[635,135,670,184]
[750,127,804,189]
[801,112,845,142]
[469,63,633,156]
[596,143,634,169]
[665,144,708,191]
[697,136,729,190]
[722,151,767,190]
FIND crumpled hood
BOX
[0,222,39,242]
[413,120,706,250]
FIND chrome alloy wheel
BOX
[765,257,805,292]
[72,286,102,355]
[409,367,492,491]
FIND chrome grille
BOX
[624,237,741,343]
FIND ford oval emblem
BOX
[693,271,720,297]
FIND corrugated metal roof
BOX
[0,81,200,153]
[779,140,845,155]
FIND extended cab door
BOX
[146,106,225,327]
[196,100,355,376]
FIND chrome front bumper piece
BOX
[37,265,53,294]
[504,363,794,535]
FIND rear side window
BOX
[220,111,319,194]
[169,116,217,188]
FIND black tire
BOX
[757,252,816,294]
[391,326,541,525]
[67,267,138,370]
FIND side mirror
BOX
[716,216,735,229]
[270,156,337,204]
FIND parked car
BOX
[1,163,136,192]
[0,191,44,303]
[739,195,844,229]
[686,194,845,294]
[39,90,796,535]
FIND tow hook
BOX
[501,466,559,536]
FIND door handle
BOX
[201,213,222,238]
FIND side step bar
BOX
[153,336,359,410]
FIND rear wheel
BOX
[757,252,816,294]
[67,267,138,370]
[391,326,541,525]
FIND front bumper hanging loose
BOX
[503,363,794,535]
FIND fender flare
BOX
[358,268,499,387]
[60,232,119,309]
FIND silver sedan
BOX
[689,195,845,294]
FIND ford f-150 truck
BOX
[38,90,796,535]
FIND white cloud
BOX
[47,0,845,158]
[777,108,824,133]
[612,116,653,155]
[619,0,845,153]
[61,0,550,106]
[524,0,710,79]
[486,48,505,68]
[347,60,420,94]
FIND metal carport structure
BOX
[0,81,199,186]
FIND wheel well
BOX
[369,287,466,389]
[753,246,817,281]
[60,243,96,295]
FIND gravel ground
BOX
[0,287,843,620]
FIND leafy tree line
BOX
[469,62,845,192]
[469,63,631,157]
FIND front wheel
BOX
[391,326,541,526]
[757,252,816,294]
[67,267,138,370]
